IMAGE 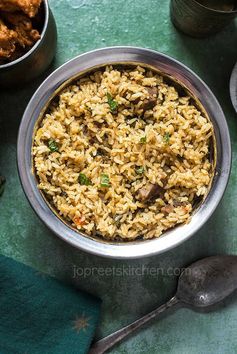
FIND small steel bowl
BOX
[230,61,237,114]
[0,0,57,87]
[170,0,237,38]
[17,47,231,259]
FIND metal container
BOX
[17,47,231,259]
[230,61,237,114]
[170,0,237,37]
[0,0,57,87]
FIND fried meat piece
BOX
[0,0,42,18]
[0,18,17,58]
[2,12,40,48]
[141,87,158,111]
[137,183,165,202]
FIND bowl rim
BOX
[17,46,232,259]
[230,61,237,114]
[0,0,49,69]
[192,0,237,14]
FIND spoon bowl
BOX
[177,255,237,308]
[89,255,237,354]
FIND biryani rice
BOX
[33,65,214,240]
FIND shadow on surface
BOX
[0,59,57,144]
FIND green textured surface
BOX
[0,0,237,353]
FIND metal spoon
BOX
[89,255,237,354]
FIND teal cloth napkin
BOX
[0,255,101,354]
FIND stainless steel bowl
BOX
[230,61,237,114]
[0,0,57,87]
[17,47,231,259]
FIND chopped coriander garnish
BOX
[135,166,145,175]
[96,148,105,156]
[107,93,118,113]
[85,104,92,113]
[140,136,147,144]
[61,191,68,197]
[114,214,123,225]
[0,176,6,197]
[78,173,92,186]
[164,132,170,144]
[100,173,110,187]
[48,139,59,152]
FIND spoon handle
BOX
[89,296,179,354]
